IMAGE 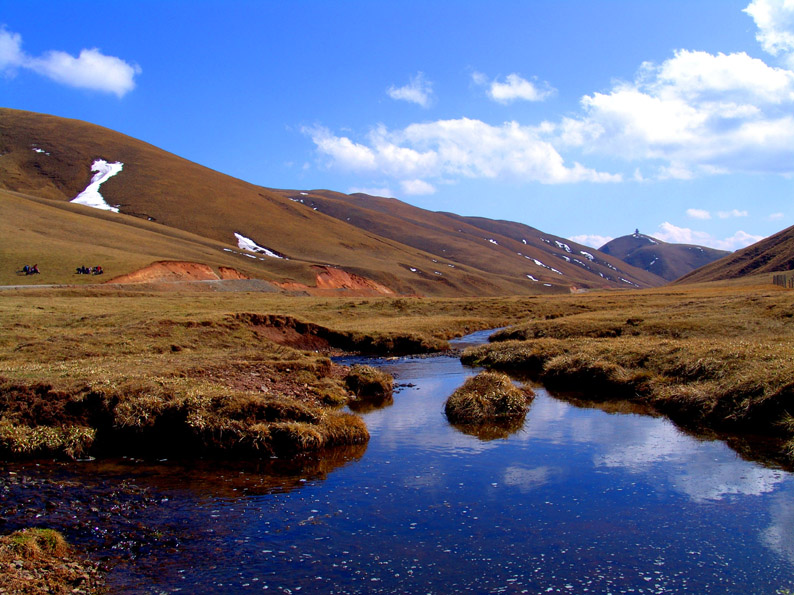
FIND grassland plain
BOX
[2,280,792,463]
[2,279,793,590]
[461,278,794,466]
[0,288,572,461]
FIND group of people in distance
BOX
[17,264,105,276]
[76,265,103,275]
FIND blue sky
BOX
[2,0,793,250]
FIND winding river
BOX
[2,329,794,593]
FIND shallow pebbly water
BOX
[2,329,794,593]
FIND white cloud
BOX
[400,179,436,195]
[0,27,139,96]
[306,118,620,185]
[655,221,764,250]
[474,72,555,103]
[556,48,794,177]
[568,234,613,249]
[769,211,786,219]
[387,72,433,107]
[0,27,24,70]
[687,208,712,220]
[744,0,794,66]
[307,126,378,171]
[717,209,749,218]
[348,186,393,198]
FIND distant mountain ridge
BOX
[599,231,730,282]
[0,108,674,294]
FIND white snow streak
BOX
[234,233,284,259]
[71,159,123,212]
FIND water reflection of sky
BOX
[348,353,794,593]
[4,343,793,594]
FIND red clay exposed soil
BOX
[108,261,248,284]
[218,266,250,280]
[107,262,387,295]
[278,265,394,296]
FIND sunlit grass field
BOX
[1,279,792,462]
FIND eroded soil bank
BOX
[0,311,443,462]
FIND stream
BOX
[2,329,794,593]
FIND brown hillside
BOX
[271,189,663,290]
[1,108,660,295]
[676,224,794,285]
[599,232,729,282]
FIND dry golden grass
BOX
[2,281,793,461]
[0,289,546,459]
[0,528,104,594]
[445,371,533,424]
[462,283,794,463]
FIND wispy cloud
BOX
[0,26,140,97]
[686,208,712,220]
[400,179,436,195]
[473,72,555,103]
[568,234,613,249]
[769,211,785,220]
[655,221,763,250]
[387,72,433,107]
[348,186,393,198]
[718,209,749,218]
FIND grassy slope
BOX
[0,189,309,287]
[273,188,664,289]
[677,224,794,285]
[1,108,660,295]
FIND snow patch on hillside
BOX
[71,159,123,212]
[234,233,284,259]
[580,251,594,261]
[531,257,564,275]
[555,240,571,252]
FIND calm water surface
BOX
[2,329,794,593]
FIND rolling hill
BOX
[1,108,663,296]
[599,231,729,282]
[675,224,794,285]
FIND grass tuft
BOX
[444,371,533,424]
[8,528,69,560]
